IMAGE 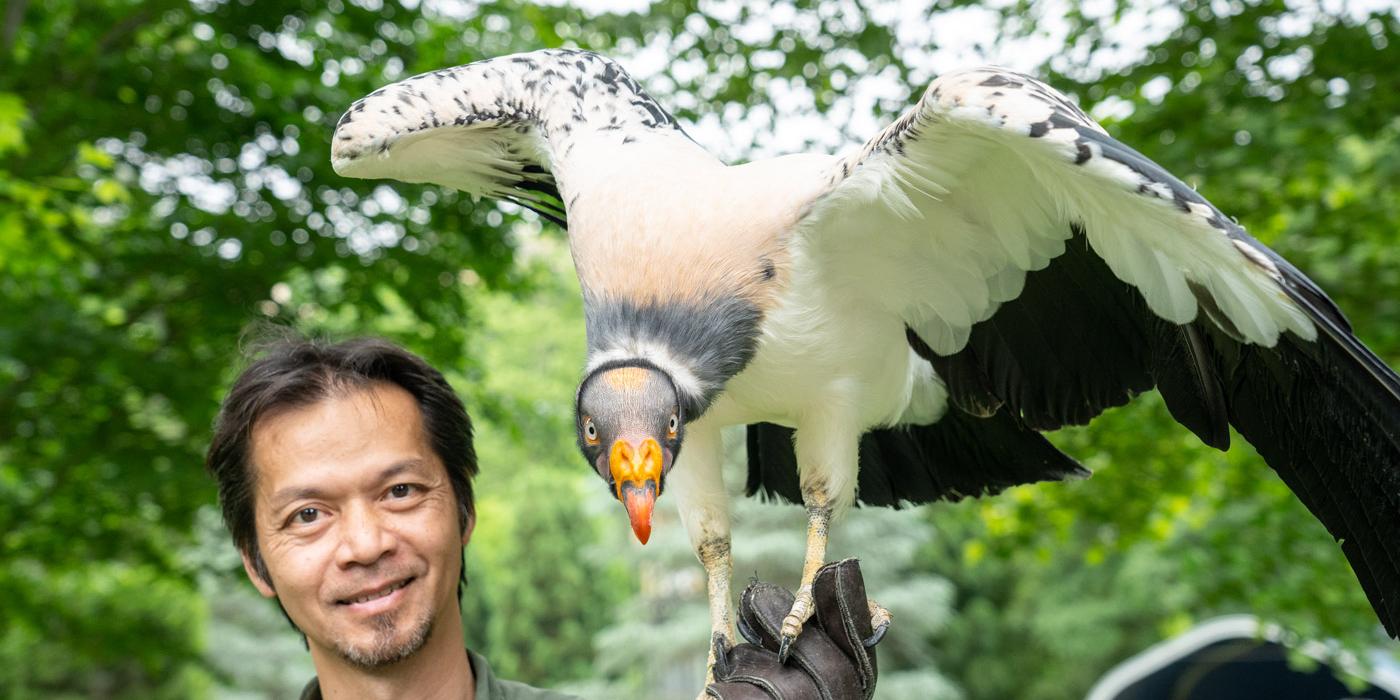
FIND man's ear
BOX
[240,548,277,598]
[461,509,476,548]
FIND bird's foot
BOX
[698,537,736,685]
[777,583,815,662]
[701,631,734,698]
[866,598,892,647]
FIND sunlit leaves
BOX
[0,93,29,156]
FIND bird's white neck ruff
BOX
[586,341,707,406]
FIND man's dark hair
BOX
[205,334,477,593]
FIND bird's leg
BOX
[698,537,735,684]
[779,412,860,662]
[777,488,893,656]
[663,422,734,688]
[778,484,832,661]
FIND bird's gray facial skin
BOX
[575,365,683,544]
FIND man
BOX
[205,335,887,699]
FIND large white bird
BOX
[332,49,1400,672]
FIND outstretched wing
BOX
[754,67,1400,635]
[330,49,689,227]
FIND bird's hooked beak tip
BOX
[620,481,657,544]
[611,438,663,544]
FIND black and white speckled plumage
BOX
[333,49,688,225]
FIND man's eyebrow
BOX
[266,459,428,511]
[268,484,330,513]
[375,459,427,483]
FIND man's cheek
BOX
[273,542,333,606]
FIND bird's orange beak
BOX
[610,437,662,544]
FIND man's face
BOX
[243,382,470,668]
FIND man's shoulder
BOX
[295,651,580,700]
[485,674,581,699]
[470,650,580,700]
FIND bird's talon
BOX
[777,634,794,664]
[866,598,892,647]
[710,632,733,679]
[863,619,890,648]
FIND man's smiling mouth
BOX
[339,577,414,606]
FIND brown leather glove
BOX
[705,559,888,700]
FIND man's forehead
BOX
[248,383,438,498]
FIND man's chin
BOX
[331,609,436,669]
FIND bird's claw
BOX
[864,599,892,647]
[777,585,814,663]
[709,631,733,681]
[776,633,795,664]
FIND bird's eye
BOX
[668,413,678,436]
[584,418,598,443]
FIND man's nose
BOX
[336,502,397,567]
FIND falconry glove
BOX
[705,559,886,700]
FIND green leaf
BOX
[92,178,128,204]
[0,93,28,156]
[77,142,114,170]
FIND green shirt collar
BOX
[298,649,578,700]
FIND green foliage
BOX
[3,0,1398,697]
[0,559,210,699]
[0,0,557,693]
[458,247,633,687]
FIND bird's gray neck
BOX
[582,294,764,419]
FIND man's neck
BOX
[310,621,475,700]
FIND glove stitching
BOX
[722,673,784,699]
[834,570,874,691]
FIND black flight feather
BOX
[743,224,1400,636]
[745,408,1087,508]
[1214,320,1400,635]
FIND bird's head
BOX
[575,362,684,545]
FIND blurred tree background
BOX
[1,0,1397,698]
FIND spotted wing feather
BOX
[767,66,1400,636]
[331,49,688,226]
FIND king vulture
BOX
[332,49,1400,671]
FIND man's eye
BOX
[389,483,415,498]
[293,508,320,525]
